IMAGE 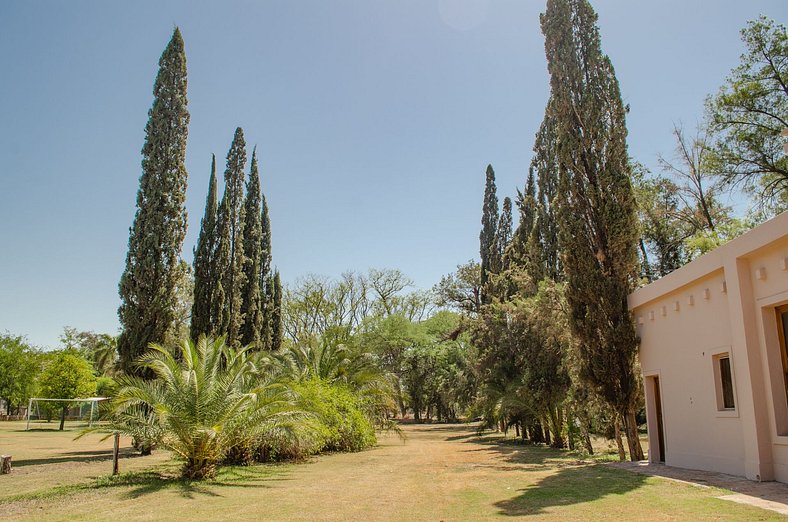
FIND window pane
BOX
[720,357,735,409]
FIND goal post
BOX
[25,397,108,430]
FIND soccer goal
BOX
[25,397,108,430]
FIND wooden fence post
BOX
[112,433,120,476]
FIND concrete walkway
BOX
[612,461,788,516]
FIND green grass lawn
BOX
[0,421,781,520]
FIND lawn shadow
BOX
[494,463,649,516]
[13,448,143,467]
[462,436,563,467]
[89,463,292,500]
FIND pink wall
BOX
[630,211,788,482]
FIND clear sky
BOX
[1,1,785,349]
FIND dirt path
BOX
[1,423,782,521]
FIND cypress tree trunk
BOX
[191,155,218,340]
[118,28,189,375]
[542,0,643,461]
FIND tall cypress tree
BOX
[214,128,247,346]
[479,164,499,304]
[118,28,189,375]
[270,269,283,351]
[494,197,513,271]
[533,103,562,282]
[259,195,274,348]
[240,148,264,347]
[190,155,218,341]
[542,0,643,460]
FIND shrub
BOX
[293,378,376,453]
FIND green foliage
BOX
[191,155,219,340]
[479,164,499,304]
[433,260,482,315]
[60,327,118,376]
[270,270,283,351]
[39,350,97,402]
[292,378,376,452]
[214,128,248,346]
[118,27,190,376]
[240,148,264,347]
[39,349,97,429]
[541,0,643,460]
[0,333,41,415]
[706,16,788,214]
[107,337,300,479]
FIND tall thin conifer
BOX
[118,28,189,375]
[542,0,643,460]
[191,155,218,340]
[240,149,264,347]
[214,128,247,346]
[479,164,499,304]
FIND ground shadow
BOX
[88,464,293,500]
[461,436,565,467]
[13,448,143,467]
[494,463,649,516]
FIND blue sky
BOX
[1,1,785,349]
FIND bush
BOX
[293,379,376,453]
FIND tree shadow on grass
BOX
[494,463,649,516]
[461,437,563,467]
[89,464,292,500]
[14,449,143,467]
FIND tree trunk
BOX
[624,408,645,461]
[613,417,626,461]
[59,405,67,431]
[548,407,565,448]
[394,380,407,417]
[0,455,11,474]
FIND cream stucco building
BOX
[628,211,788,482]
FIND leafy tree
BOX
[479,164,499,304]
[541,0,643,460]
[0,334,41,415]
[658,124,731,239]
[241,148,264,347]
[433,260,482,315]
[191,155,219,340]
[632,168,688,280]
[38,349,97,430]
[706,16,788,214]
[118,28,190,376]
[214,128,248,346]
[60,328,118,377]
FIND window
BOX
[777,304,788,404]
[712,352,736,411]
[719,356,735,409]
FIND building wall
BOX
[629,211,788,481]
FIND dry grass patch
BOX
[0,422,782,520]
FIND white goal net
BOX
[25,397,108,430]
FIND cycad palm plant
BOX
[109,336,299,479]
